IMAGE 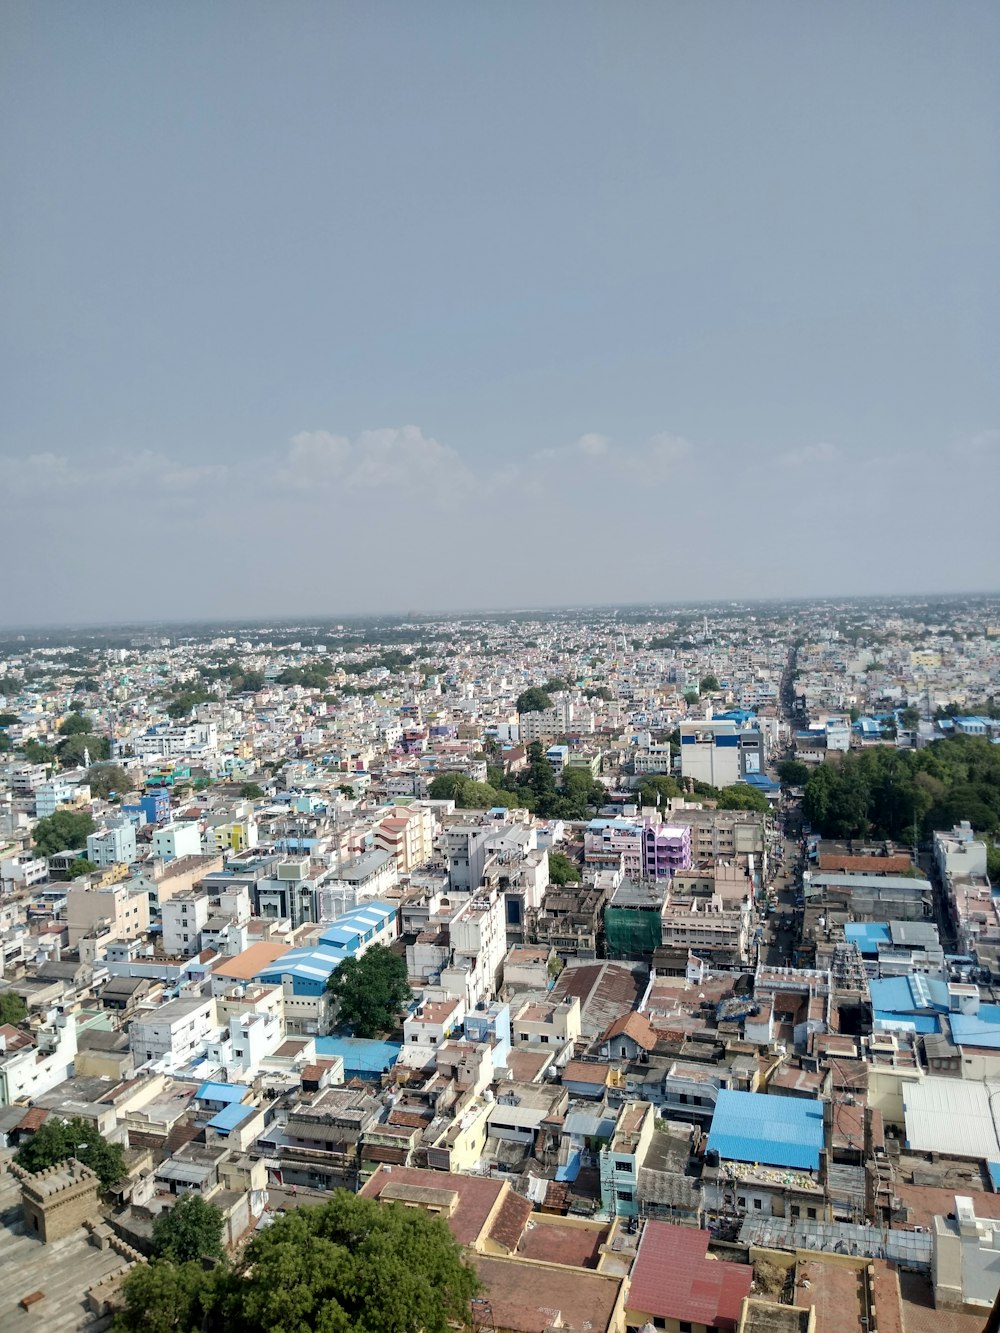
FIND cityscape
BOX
[3,1,1000,1331]
[0,595,999,1330]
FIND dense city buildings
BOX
[0,595,999,1326]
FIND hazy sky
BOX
[2,1,998,625]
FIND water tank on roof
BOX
[705,1149,720,1168]
[483,1088,495,1102]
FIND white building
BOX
[86,819,138,868]
[132,722,218,761]
[129,994,216,1068]
[162,891,212,957]
[0,1015,78,1106]
[441,887,506,1008]
[153,822,203,861]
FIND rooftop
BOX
[706,1089,825,1171]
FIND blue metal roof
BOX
[206,1102,256,1132]
[844,922,891,955]
[314,1035,401,1075]
[869,974,949,1014]
[706,1090,824,1171]
[950,1013,1000,1049]
[555,1149,582,1182]
[194,1080,251,1105]
[873,1010,941,1035]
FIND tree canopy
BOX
[58,712,93,736]
[699,675,721,693]
[57,732,110,767]
[802,735,1000,841]
[327,944,411,1038]
[69,857,99,879]
[113,1192,481,1333]
[152,1193,225,1263]
[239,782,265,799]
[515,687,552,714]
[637,774,681,806]
[16,1115,125,1189]
[88,764,134,799]
[716,784,771,813]
[548,850,581,885]
[33,808,96,857]
[0,991,27,1025]
[776,758,811,788]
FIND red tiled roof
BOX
[627,1221,752,1331]
[487,1189,533,1253]
[600,1011,658,1050]
[16,1107,49,1132]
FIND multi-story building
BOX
[162,891,212,956]
[86,818,137,868]
[132,722,218,761]
[66,878,150,947]
[153,822,203,861]
[129,994,216,1069]
[374,804,434,875]
[641,821,691,879]
[678,718,765,788]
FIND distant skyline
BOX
[2,1,998,623]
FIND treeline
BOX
[802,735,1000,843]
[429,743,606,819]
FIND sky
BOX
[1,1,998,625]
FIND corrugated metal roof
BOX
[903,1077,1000,1160]
[194,1080,250,1104]
[706,1089,824,1171]
[206,1102,255,1132]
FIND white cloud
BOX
[777,441,840,467]
[281,425,464,492]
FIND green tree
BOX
[716,784,770,813]
[516,687,552,714]
[683,690,700,705]
[58,712,93,736]
[69,857,99,879]
[542,678,571,694]
[0,711,18,727]
[776,759,810,788]
[0,732,10,753]
[57,733,110,767]
[22,739,54,765]
[87,764,134,799]
[900,706,921,730]
[0,991,27,1025]
[637,774,681,806]
[16,1115,125,1189]
[152,1193,225,1263]
[239,783,265,799]
[699,675,720,693]
[548,850,581,885]
[427,772,468,802]
[33,808,96,857]
[988,845,1000,884]
[112,1259,223,1333]
[327,945,411,1038]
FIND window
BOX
[615,1189,633,1202]
[737,1195,746,1208]
[753,1198,763,1210]
[679,1324,693,1333]
[807,1208,817,1220]
[790,1205,800,1219]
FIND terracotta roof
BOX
[487,1189,533,1253]
[16,1107,49,1132]
[360,1165,505,1247]
[562,1060,610,1085]
[627,1222,751,1330]
[600,1011,658,1050]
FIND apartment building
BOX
[86,818,137,868]
[66,879,150,947]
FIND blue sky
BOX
[1,1,998,623]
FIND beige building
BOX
[374,804,435,875]
[67,880,150,948]
[13,1158,100,1244]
